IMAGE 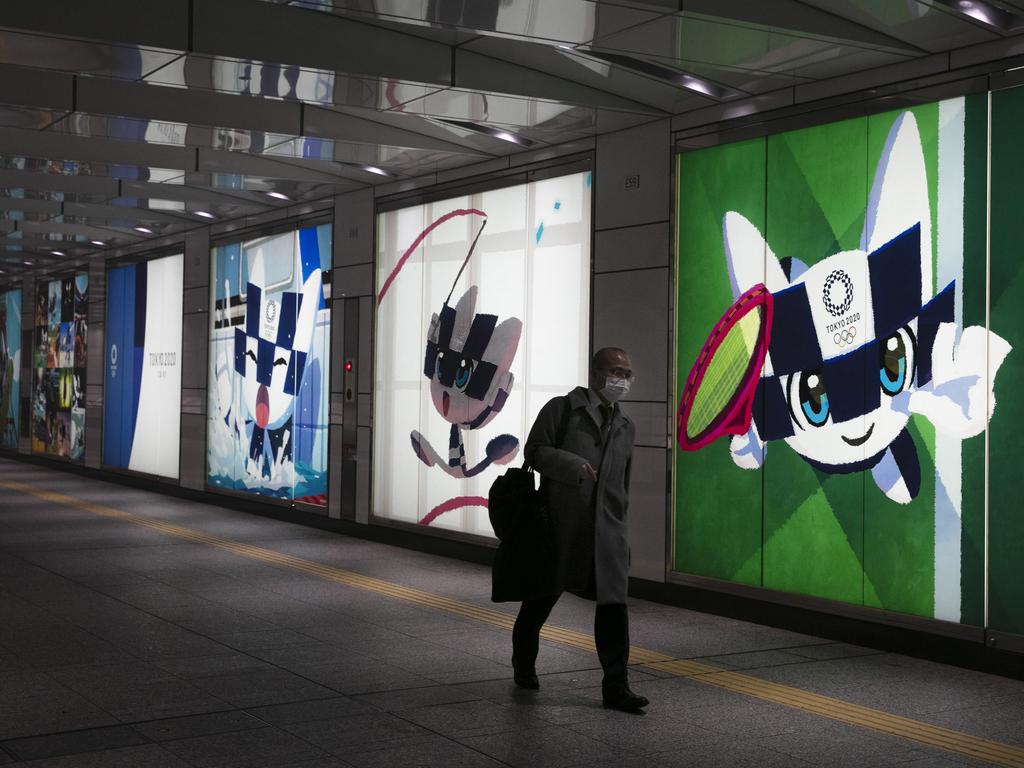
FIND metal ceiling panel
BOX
[0,196,61,215]
[793,52,950,103]
[674,0,926,52]
[260,135,477,175]
[120,180,271,212]
[195,146,370,185]
[303,104,491,154]
[397,88,656,143]
[63,202,191,226]
[144,54,444,115]
[0,31,180,81]
[0,0,189,51]
[321,103,535,154]
[0,234,94,254]
[462,36,711,113]
[192,0,453,86]
[76,76,304,135]
[0,127,195,171]
[17,220,144,243]
[0,64,74,111]
[639,56,815,94]
[591,13,916,79]
[0,169,119,197]
[0,106,67,132]
[304,0,669,47]
[797,0,999,53]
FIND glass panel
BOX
[0,288,21,449]
[374,171,592,537]
[207,223,332,506]
[102,254,184,478]
[31,273,87,460]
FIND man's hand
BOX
[579,462,598,482]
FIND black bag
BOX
[489,398,570,602]
[489,469,556,602]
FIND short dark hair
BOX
[591,347,627,371]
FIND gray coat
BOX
[524,386,635,604]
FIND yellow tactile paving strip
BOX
[3,478,1023,767]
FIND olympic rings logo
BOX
[833,327,857,347]
[822,269,854,317]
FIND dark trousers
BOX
[512,594,630,691]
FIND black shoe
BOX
[512,660,539,690]
[602,687,649,712]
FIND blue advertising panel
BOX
[0,289,20,449]
[206,223,331,506]
[103,254,183,477]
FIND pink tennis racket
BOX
[677,283,773,451]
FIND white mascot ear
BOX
[723,212,788,299]
[449,285,477,352]
[861,111,932,305]
[479,313,520,421]
[248,246,265,289]
[293,269,322,353]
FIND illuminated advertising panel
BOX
[374,172,592,536]
[0,288,20,449]
[32,274,87,459]
[103,254,184,478]
[207,224,331,506]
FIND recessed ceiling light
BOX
[437,119,534,147]
[90,240,105,247]
[934,0,1017,29]
[361,166,391,177]
[51,250,66,257]
[23,260,33,266]
[134,226,154,234]
[566,48,741,100]
[266,191,290,201]
[194,210,216,219]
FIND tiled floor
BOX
[1,458,1022,768]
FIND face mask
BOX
[601,376,631,403]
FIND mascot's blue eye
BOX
[798,370,830,427]
[454,358,473,390]
[880,331,911,396]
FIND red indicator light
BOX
[344,361,353,372]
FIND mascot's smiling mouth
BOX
[841,423,875,447]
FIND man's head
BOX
[590,347,634,403]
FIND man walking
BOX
[512,347,647,712]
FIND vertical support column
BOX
[18,277,34,455]
[332,189,375,523]
[85,259,106,469]
[594,118,672,584]
[180,229,210,489]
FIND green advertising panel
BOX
[989,86,1024,638]
[675,94,1000,624]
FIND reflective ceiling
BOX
[1,0,1023,275]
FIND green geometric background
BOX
[675,95,989,623]
[989,86,1024,638]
